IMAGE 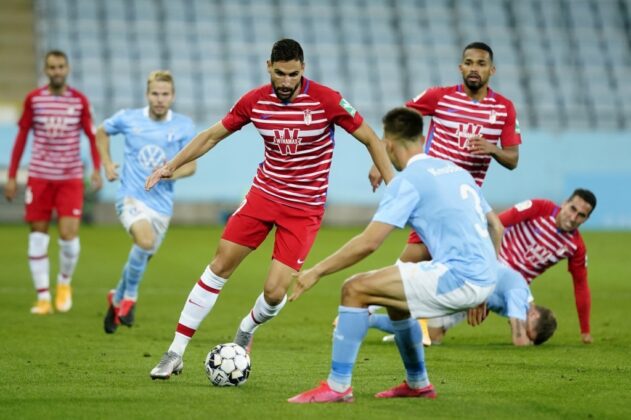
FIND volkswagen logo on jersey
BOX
[138,144,166,170]
[456,123,483,149]
[273,128,302,155]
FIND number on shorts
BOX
[460,184,489,238]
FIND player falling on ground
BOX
[96,71,197,333]
[367,42,522,343]
[146,39,394,379]
[498,189,597,344]
[372,264,558,346]
[287,107,504,403]
[4,50,102,315]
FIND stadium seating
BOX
[33,0,631,129]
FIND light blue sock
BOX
[118,245,152,301]
[327,306,369,392]
[369,313,395,333]
[392,317,429,388]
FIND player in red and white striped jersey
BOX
[499,188,597,344]
[147,39,394,379]
[366,42,522,344]
[4,50,102,315]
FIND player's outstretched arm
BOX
[352,122,394,187]
[95,125,119,182]
[170,161,197,180]
[145,122,231,191]
[289,221,394,301]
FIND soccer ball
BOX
[204,342,251,387]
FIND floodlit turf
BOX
[1,224,629,419]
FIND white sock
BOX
[28,232,50,300]
[168,266,226,355]
[239,293,287,334]
[58,237,80,285]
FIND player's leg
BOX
[289,265,429,403]
[233,259,292,349]
[235,206,323,350]
[25,178,53,314]
[151,198,271,379]
[54,179,83,312]
[150,239,253,379]
[426,312,467,344]
[116,219,155,326]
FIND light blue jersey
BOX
[487,264,532,321]
[103,107,195,216]
[373,154,497,286]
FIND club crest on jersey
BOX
[489,109,497,124]
[303,109,312,126]
[273,128,302,155]
[456,123,483,149]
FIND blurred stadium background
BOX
[1,0,630,228]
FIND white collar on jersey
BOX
[143,106,173,122]
[405,153,430,168]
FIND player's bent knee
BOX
[341,274,371,306]
[135,236,156,251]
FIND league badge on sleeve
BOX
[339,98,357,117]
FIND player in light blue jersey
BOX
[96,71,196,334]
[373,264,557,346]
[287,107,505,403]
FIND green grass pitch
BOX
[1,224,629,419]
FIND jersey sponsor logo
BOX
[339,98,357,117]
[272,128,302,155]
[43,116,68,138]
[456,123,483,149]
[138,144,166,170]
[524,243,553,265]
[303,109,312,125]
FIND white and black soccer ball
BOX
[204,342,251,387]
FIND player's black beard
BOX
[273,84,300,102]
[464,80,482,92]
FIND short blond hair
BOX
[146,70,175,92]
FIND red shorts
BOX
[222,189,324,271]
[25,178,84,222]
[407,230,424,244]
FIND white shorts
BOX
[115,196,170,252]
[397,261,494,319]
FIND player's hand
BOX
[581,333,593,344]
[91,171,103,191]
[145,163,175,191]
[468,136,496,156]
[289,268,321,302]
[4,178,17,202]
[104,162,120,182]
[368,164,383,192]
[467,302,488,326]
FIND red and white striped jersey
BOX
[222,78,363,211]
[406,85,521,186]
[498,199,591,333]
[498,199,587,282]
[9,86,99,181]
